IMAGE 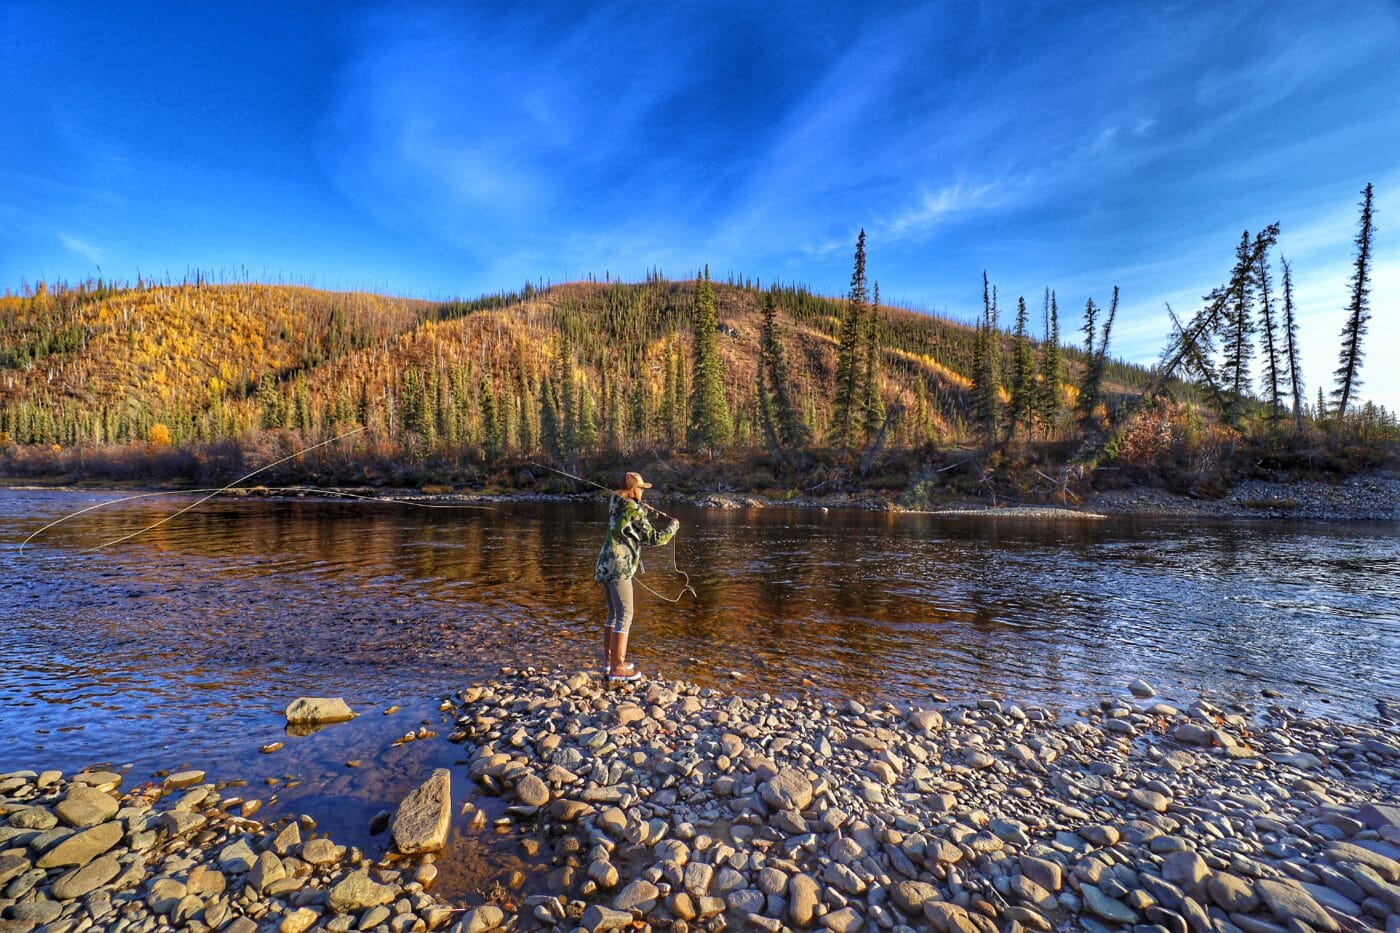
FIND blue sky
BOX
[3,1,1398,409]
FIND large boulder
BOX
[391,769,451,855]
[284,697,356,725]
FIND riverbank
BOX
[8,672,1395,933]
[1085,471,1400,522]
[4,468,1396,522]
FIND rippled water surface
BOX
[1,488,1397,895]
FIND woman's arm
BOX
[634,507,680,547]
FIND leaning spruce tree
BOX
[688,266,731,451]
[1333,182,1374,418]
[1221,231,1256,425]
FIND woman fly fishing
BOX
[594,472,680,682]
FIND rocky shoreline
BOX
[0,767,461,933]
[1084,472,1400,523]
[4,671,1399,932]
[446,671,1399,932]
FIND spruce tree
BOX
[831,230,869,450]
[662,337,685,447]
[1008,295,1036,439]
[604,369,623,452]
[577,379,598,452]
[756,290,811,460]
[1333,182,1374,418]
[1221,231,1256,425]
[517,371,536,454]
[861,282,885,440]
[756,296,782,458]
[970,272,1001,443]
[257,374,284,429]
[688,266,731,451]
[400,371,426,440]
[480,379,501,460]
[1256,248,1283,422]
[539,375,561,459]
[559,346,578,456]
[629,377,649,450]
[1035,289,1062,435]
[1280,259,1304,425]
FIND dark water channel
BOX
[1,488,1397,899]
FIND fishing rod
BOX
[525,459,697,603]
[77,427,369,553]
[525,459,682,521]
[19,482,494,557]
[20,425,496,556]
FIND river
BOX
[1,488,1396,896]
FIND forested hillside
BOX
[0,273,1144,457]
[1,219,1392,499]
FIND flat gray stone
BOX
[1256,877,1340,932]
[1359,803,1400,831]
[1328,841,1399,882]
[391,768,451,855]
[1082,885,1138,925]
[327,869,395,912]
[580,905,632,931]
[220,838,258,872]
[51,854,121,899]
[35,820,122,868]
[613,878,661,911]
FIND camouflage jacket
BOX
[594,495,680,583]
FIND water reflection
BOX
[1,490,1397,860]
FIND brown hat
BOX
[623,471,653,490]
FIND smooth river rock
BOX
[36,820,123,868]
[761,768,814,812]
[283,696,356,724]
[56,783,119,828]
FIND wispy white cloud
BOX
[58,232,103,265]
[878,182,1002,243]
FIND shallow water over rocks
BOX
[0,489,1396,897]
